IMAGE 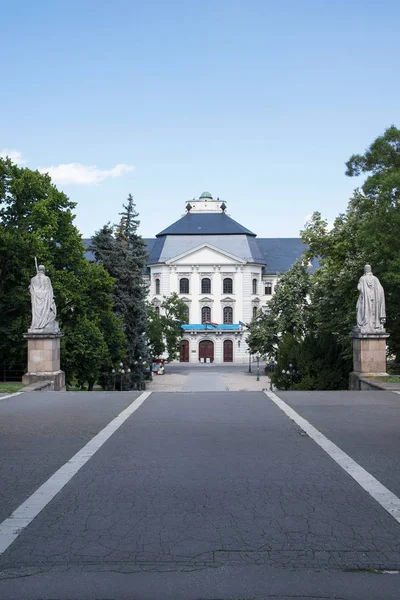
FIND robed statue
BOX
[29,263,59,332]
[355,265,386,333]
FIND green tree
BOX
[160,293,188,361]
[146,304,166,358]
[91,195,150,384]
[271,333,301,390]
[0,157,124,387]
[345,125,400,199]
[245,310,277,358]
[246,260,310,358]
[62,318,111,391]
[146,293,188,361]
[299,125,400,383]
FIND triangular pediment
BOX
[166,243,246,265]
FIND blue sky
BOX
[1,0,399,238]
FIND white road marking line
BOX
[392,391,400,395]
[264,390,400,525]
[0,391,23,401]
[0,391,152,555]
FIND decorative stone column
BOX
[22,331,65,390]
[349,331,389,390]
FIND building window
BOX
[252,278,258,295]
[223,278,233,294]
[201,306,211,323]
[183,305,189,323]
[180,278,189,294]
[155,278,160,295]
[155,306,160,316]
[201,278,211,294]
[253,306,258,318]
[265,282,272,295]
[223,306,233,324]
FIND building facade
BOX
[144,192,306,364]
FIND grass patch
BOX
[372,376,400,383]
[0,382,24,394]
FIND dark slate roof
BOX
[148,234,264,264]
[148,237,166,264]
[256,238,308,274]
[82,236,313,275]
[156,213,256,237]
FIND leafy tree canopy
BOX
[246,259,310,358]
[147,293,188,361]
[0,157,125,387]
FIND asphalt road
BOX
[0,387,399,599]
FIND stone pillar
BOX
[349,331,389,390]
[22,332,65,390]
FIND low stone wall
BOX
[22,370,65,391]
[349,371,400,392]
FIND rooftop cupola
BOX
[186,192,227,213]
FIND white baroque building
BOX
[143,192,306,364]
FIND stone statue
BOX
[29,264,59,332]
[355,265,386,333]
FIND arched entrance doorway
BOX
[180,340,189,362]
[199,340,214,363]
[223,339,233,362]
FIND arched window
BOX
[201,278,211,294]
[264,282,272,295]
[252,278,258,295]
[180,278,189,294]
[155,278,160,295]
[155,306,160,316]
[223,278,233,294]
[223,306,233,324]
[253,306,258,318]
[183,305,189,323]
[201,306,211,323]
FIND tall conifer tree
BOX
[91,195,149,384]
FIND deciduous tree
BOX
[0,157,124,387]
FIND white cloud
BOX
[38,162,135,185]
[0,149,26,165]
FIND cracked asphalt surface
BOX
[0,384,400,599]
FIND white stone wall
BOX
[147,249,280,363]
[182,332,248,363]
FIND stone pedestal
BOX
[22,332,65,391]
[349,331,389,390]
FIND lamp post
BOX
[142,331,152,381]
[256,352,260,381]
[134,357,147,390]
[269,359,276,391]
[111,363,131,391]
[119,362,124,391]
[138,356,143,390]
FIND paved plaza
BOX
[147,362,271,392]
[0,367,400,599]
